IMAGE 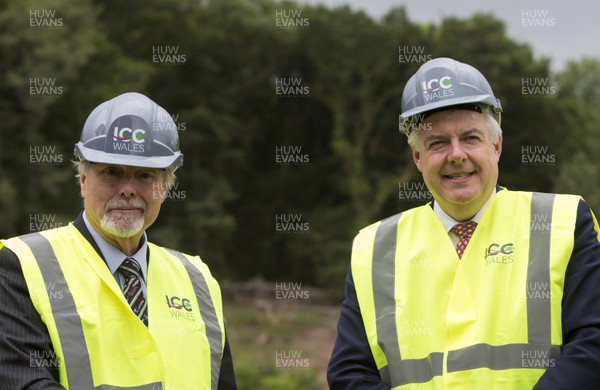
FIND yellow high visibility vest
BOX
[352,190,583,389]
[2,223,225,390]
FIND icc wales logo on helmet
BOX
[421,76,455,101]
[110,115,149,154]
[113,127,146,153]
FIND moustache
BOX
[105,199,147,212]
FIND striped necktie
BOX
[118,258,148,326]
[451,221,478,258]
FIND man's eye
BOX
[103,167,119,176]
[139,172,156,180]
[428,140,445,148]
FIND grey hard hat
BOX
[399,57,502,135]
[74,92,183,168]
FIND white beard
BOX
[100,210,145,238]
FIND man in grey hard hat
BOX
[328,58,600,389]
[0,92,237,389]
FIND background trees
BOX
[3,1,599,387]
[1,0,598,289]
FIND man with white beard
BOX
[0,92,237,389]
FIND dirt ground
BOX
[289,306,340,389]
[221,278,342,389]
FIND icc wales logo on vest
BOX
[484,242,514,266]
[165,295,195,321]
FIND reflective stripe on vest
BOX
[19,232,99,390]
[16,233,220,390]
[371,192,560,387]
[167,249,223,390]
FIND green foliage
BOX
[553,58,600,213]
[2,0,599,290]
[0,0,99,233]
[555,152,600,212]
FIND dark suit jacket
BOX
[328,194,600,389]
[0,213,237,390]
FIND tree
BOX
[0,0,98,236]
[553,58,600,212]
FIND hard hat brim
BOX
[400,94,499,121]
[74,143,183,169]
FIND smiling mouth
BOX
[443,172,474,180]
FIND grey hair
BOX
[72,159,178,189]
[407,106,502,151]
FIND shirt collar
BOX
[82,211,148,281]
[433,188,497,233]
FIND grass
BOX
[223,297,339,390]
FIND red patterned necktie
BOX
[118,258,148,326]
[450,221,478,258]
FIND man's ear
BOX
[79,171,87,197]
[494,134,503,162]
[413,148,423,173]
